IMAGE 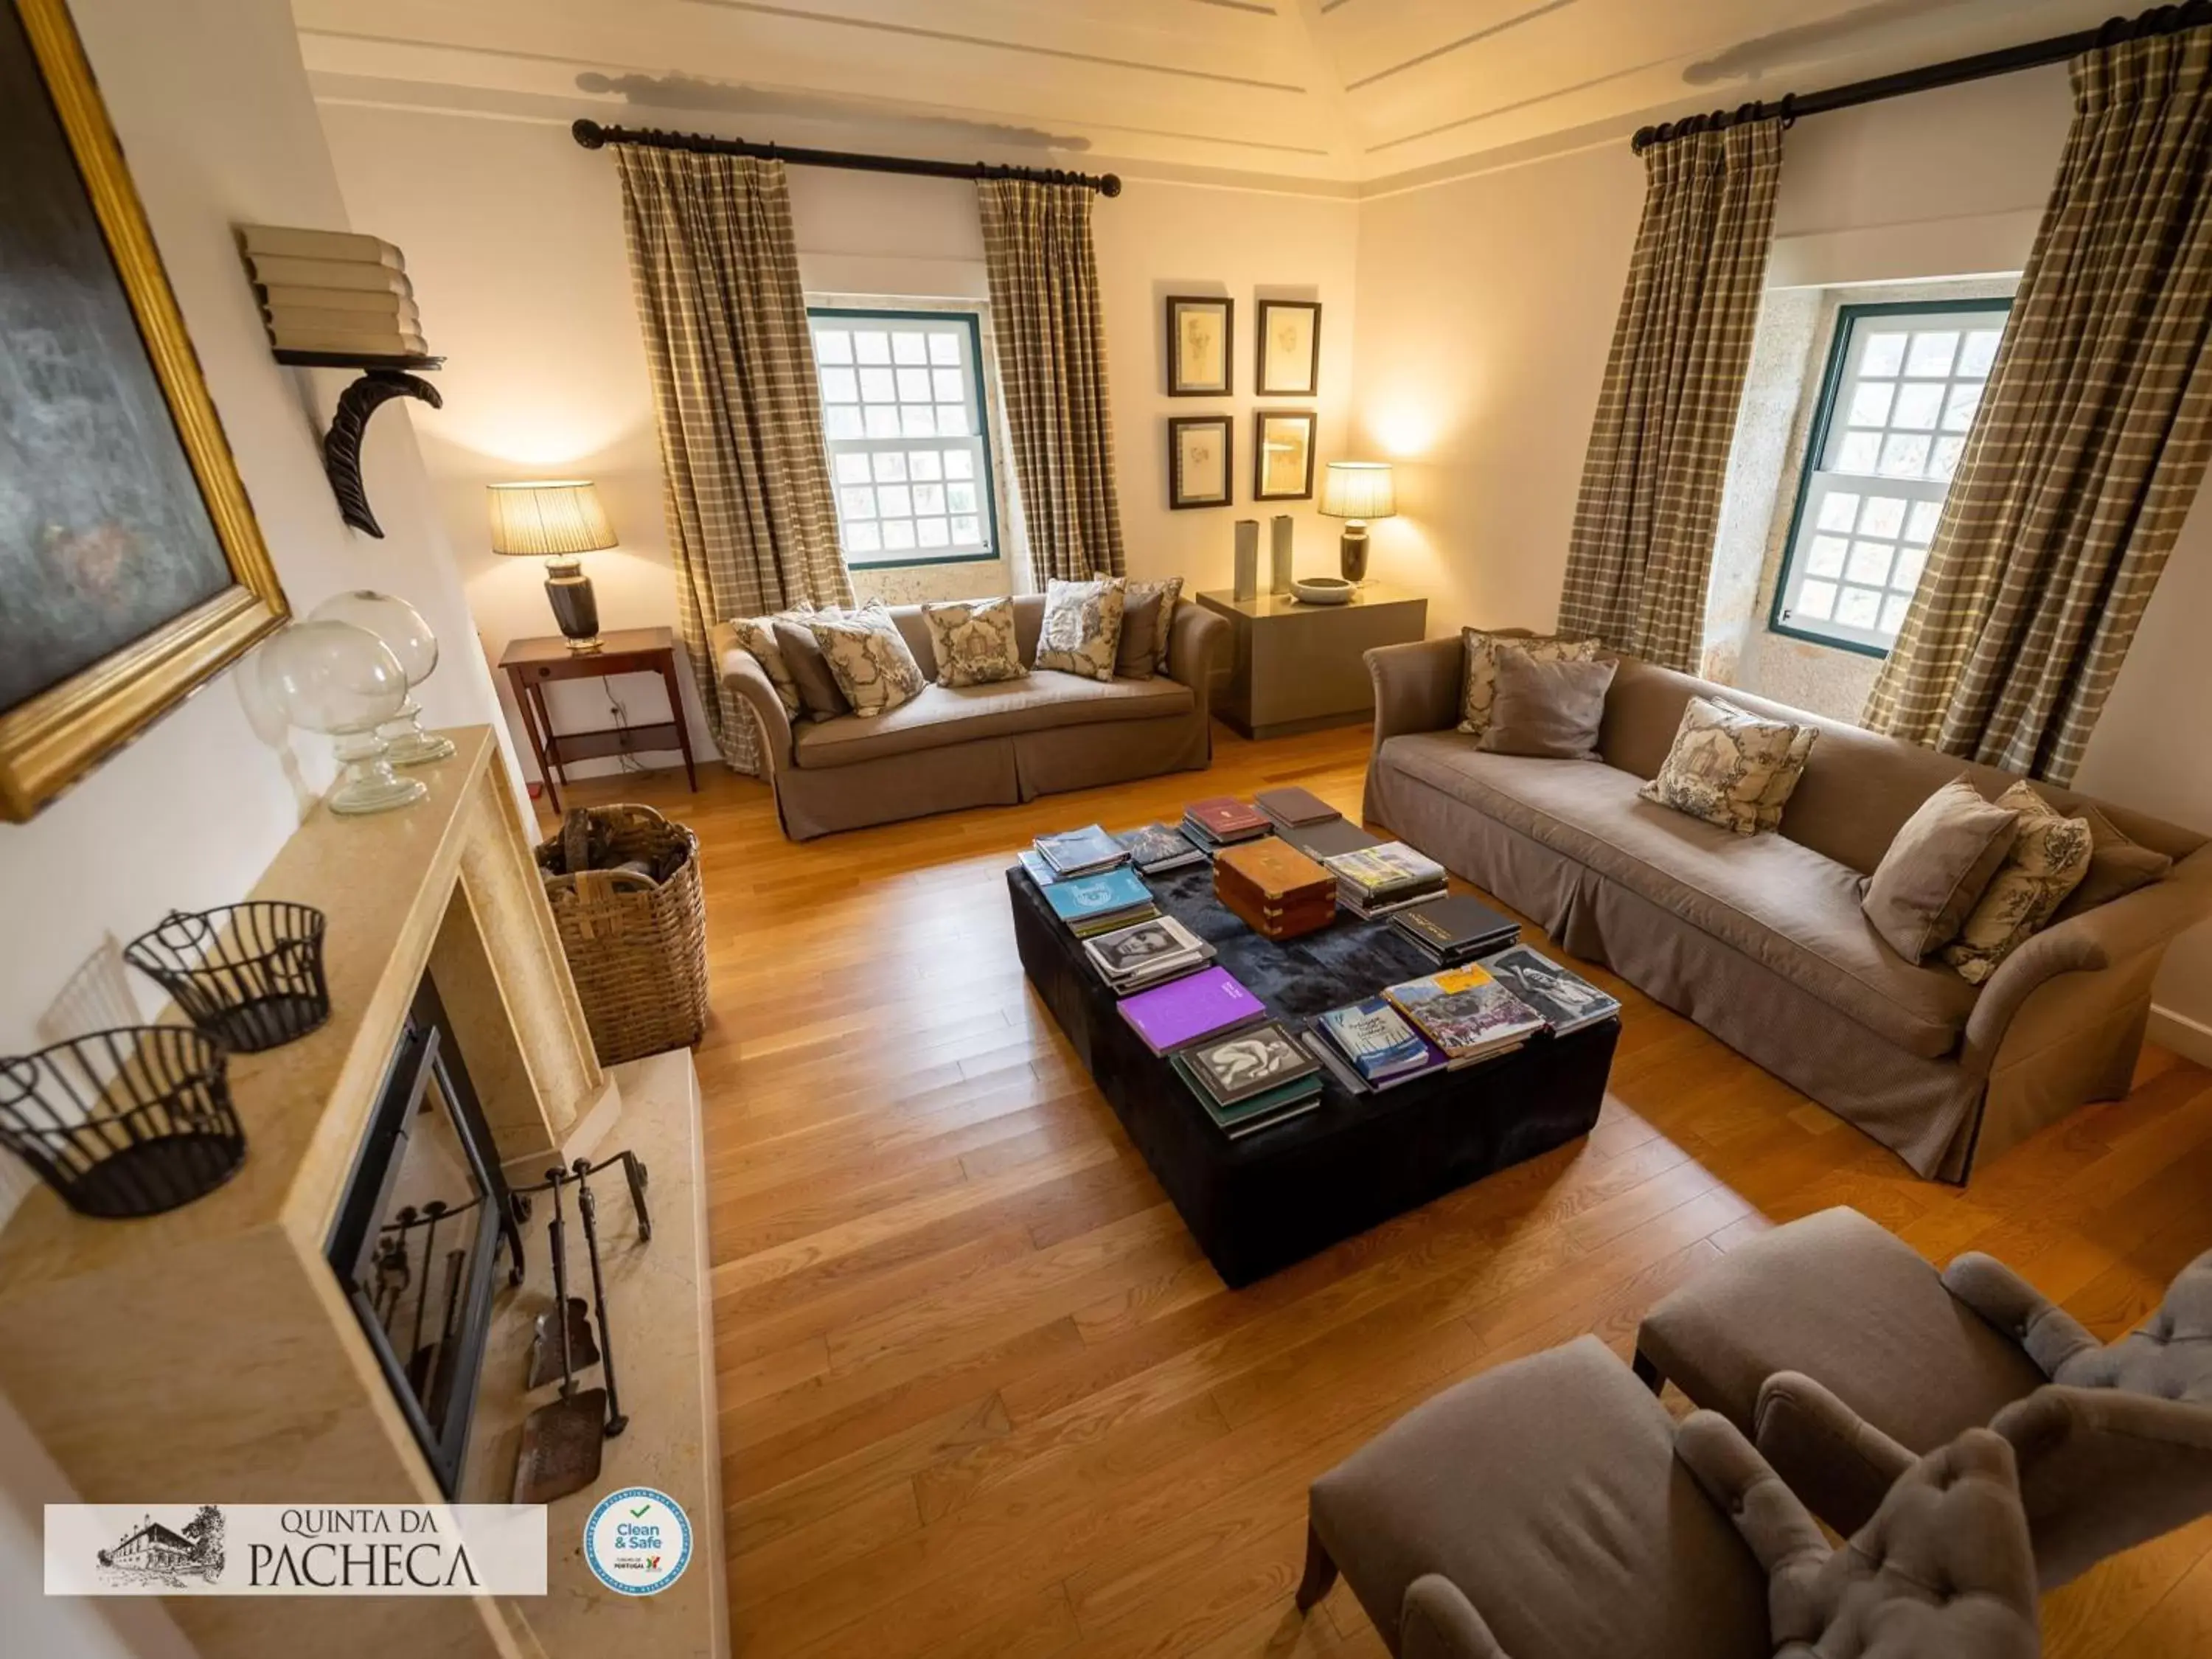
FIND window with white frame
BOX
[1773,301,2010,655]
[808,307,1000,568]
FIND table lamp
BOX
[1319,462,1396,584]
[488,480,617,653]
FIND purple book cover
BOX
[1118,965,1266,1054]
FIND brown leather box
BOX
[1216,838,1337,940]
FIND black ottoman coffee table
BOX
[1008,861,1616,1287]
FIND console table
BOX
[1197,583,1427,740]
[498,626,698,810]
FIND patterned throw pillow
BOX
[1458,629,1602,740]
[1941,782,2093,984]
[1034,577,1126,684]
[731,608,811,718]
[805,604,927,717]
[1638,696,1820,837]
[921,597,1027,689]
[1116,577,1184,679]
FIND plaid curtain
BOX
[1865,28,2212,786]
[1557,119,1784,672]
[616,149,854,773]
[977,180,1127,583]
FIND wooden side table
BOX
[1196,583,1428,740]
[497,626,699,812]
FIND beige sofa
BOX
[712,594,1229,839]
[1362,639,2212,1181]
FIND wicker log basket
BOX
[535,804,708,1065]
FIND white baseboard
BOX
[2149,1004,2212,1068]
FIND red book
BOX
[1186,796,1270,838]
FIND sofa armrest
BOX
[711,619,793,778]
[1964,844,2212,1062]
[1753,1370,1917,1537]
[1674,1409,1831,1576]
[1366,637,1464,751]
[1943,1253,2100,1379]
[1399,1574,1510,1659]
[1166,600,1230,721]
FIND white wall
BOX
[1348,69,2212,1048]
[315,101,1360,777]
[0,0,515,1645]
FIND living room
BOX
[4,1,2211,1657]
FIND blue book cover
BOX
[1319,998,1433,1081]
[1042,865,1152,922]
[1035,824,1125,875]
[1018,849,1062,888]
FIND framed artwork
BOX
[0,0,288,822]
[1253,410,1317,501]
[1256,300,1322,397]
[1164,296,1233,397]
[1167,416,1233,510]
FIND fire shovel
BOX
[526,1173,599,1388]
[571,1157,629,1437]
[512,1166,609,1503]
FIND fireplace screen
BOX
[327,979,516,1495]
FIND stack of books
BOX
[1391,894,1520,967]
[237,226,429,358]
[1255,786,1339,832]
[1324,842,1449,919]
[1115,822,1207,874]
[1020,851,1159,939]
[1180,796,1273,857]
[1280,816,1385,862]
[1384,964,1546,1065]
[1117,964,1267,1056]
[1479,945,1621,1036]
[1082,914,1214,993]
[1169,1020,1324,1138]
[1214,838,1337,940]
[1306,998,1447,1092]
[1034,824,1129,879]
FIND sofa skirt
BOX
[1367,757,1985,1180]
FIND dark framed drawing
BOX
[1168,416,1233,510]
[1164,295,1232,397]
[1253,410,1316,501]
[0,0,288,821]
[1256,300,1321,397]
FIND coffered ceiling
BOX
[292,0,2126,189]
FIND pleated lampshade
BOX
[486,481,619,557]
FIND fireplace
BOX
[326,976,520,1497]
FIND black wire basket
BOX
[0,1026,246,1219]
[123,902,330,1053]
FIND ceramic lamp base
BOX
[1338,524,1371,585]
[545,555,602,653]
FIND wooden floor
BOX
[542,723,2212,1658]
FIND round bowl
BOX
[1292,576,1356,606]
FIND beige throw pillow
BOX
[921,597,1027,689]
[1458,629,1602,740]
[730,610,810,718]
[2051,803,2172,922]
[772,614,850,720]
[1638,696,1820,837]
[805,604,927,717]
[1863,779,2022,963]
[1116,577,1183,678]
[1941,782,2093,984]
[1478,646,1616,760]
[1035,577,1126,684]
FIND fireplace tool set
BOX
[512,1148,650,1503]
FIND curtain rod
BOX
[570,119,1123,197]
[1631,0,2210,151]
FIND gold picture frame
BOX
[0,0,288,822]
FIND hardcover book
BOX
[1118,965,1267,1055]
[1040,865,1152,923]
[1085,915,1211,985]
[1185,796,1272,840]
[1254,785,1338,827]
[1017,849,1062,888]
[1318,998,1435,1082]
[1479,945,1621,1035]
[1116,822,1206,872]
[1035,824,1127,877]
[1180,1020,1320,1107]
[1384,965,1545,1059]
[1326,841,1447,894]
[1391,894,1520,960]
[1281,818,1385,862]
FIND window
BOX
[808,307,1001,568]
[1773,300,2009,655]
